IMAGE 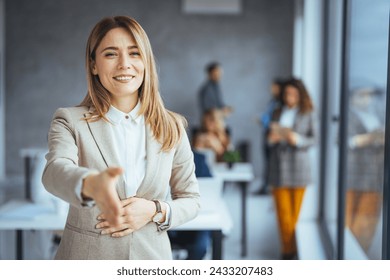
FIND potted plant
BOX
[222,150,242,169]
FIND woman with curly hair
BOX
[267,78,316,260]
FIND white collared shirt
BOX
[279,106,298,129]
[106,101,171,227]
[278,106,305,147]
[106,102,146,197]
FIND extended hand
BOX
[95,197,156,238]
[82,167,123,227]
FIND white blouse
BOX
[106,102,146,197]
[279,107,298,129]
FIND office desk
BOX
[0,198,232,260]
[0,200,65,260]
[212,162,254,257]
[174,198,232,260]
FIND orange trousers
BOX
[345,190,382,252]
[272,187,306,256]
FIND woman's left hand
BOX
[286,131,298,145]
[95,197,155,238]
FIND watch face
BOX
[153,212,163,223]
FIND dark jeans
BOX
[168,230,211,260]
[261,132,271,190]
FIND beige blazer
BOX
[42,106,200,260]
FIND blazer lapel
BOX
[84,111,126,199]
[136,125,162,198]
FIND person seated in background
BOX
[193,109,231,162]
[168,145,212,260]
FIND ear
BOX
[90,60,98,75]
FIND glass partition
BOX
[343,0,389,259]
[321,0,389,259]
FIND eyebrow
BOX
[100,46,138,53]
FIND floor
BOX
[210,181,281,260]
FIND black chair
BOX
[236,140,250,162]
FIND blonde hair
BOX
[80,16,186,151]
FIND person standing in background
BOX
[198,62,232,117]
[267,78,316,260]
[253,78,284,195]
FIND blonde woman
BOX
[42,16,200,260]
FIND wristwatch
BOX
[152,200,163,223]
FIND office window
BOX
[320,0,389,259]
[343,0,389,260]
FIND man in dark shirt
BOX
[198,62,232,116]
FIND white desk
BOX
[0,200,65,230]
[213,162,254,182]
[174,200,233,260]
[212,162,254,257]
[175,200,232,233]
[0,200,66,260]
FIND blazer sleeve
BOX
[42,108,98,208]
[295,112,317,149]
[168,124,201,229]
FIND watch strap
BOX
[152,200,163,223]
[153,199,162,213]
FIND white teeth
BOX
[114,76,133,81]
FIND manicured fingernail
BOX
[97,216,102,220]
[101,230,107,235]
[95,224,101,229]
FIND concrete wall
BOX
[4,0,294,179]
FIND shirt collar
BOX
[106,100,143,125]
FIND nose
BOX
[118,53,132,70]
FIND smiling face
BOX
[91,27,145,110]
